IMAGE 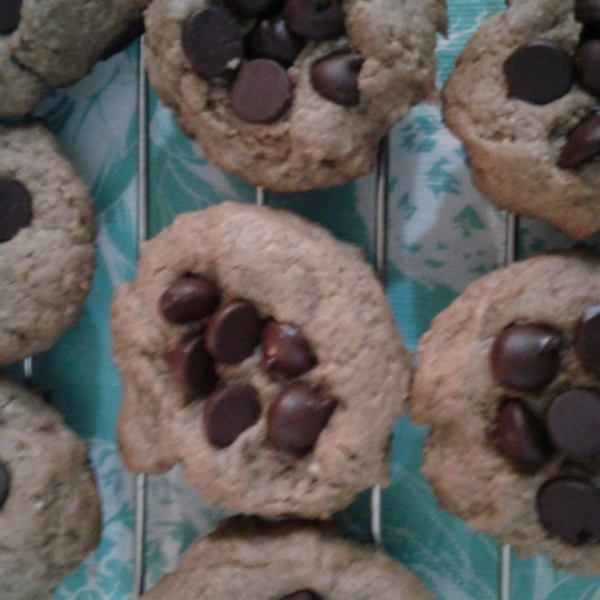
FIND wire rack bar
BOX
[255,186,267,206]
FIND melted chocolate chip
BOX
[205,299,263,364]
[537,477,600,545]
[230,59,293,124]
[166,335,218,401]
[547,390,600,460]
[558,113,600,168]
[262,320,317,377]
[488,399,552,472]
[575,305,600,376]
[0,0,21,35]
[223,0,283,18]
[310,52,363,106]
[0,178,32,243]
[159,276,221,324]
[490,324,562,391]
[503,40,574,105]
[576,0,600,29]
[182,8,243,80]
[575,39,600,95]
[203,385,261,447]
[0,463,10,510]
[248,16,305,67]
[284,0,345,41]
[280,591,322,600]
[267,383,336,456]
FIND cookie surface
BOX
[0,123,95,365]
[0,0,149,116]
[145,0,446,192]
[112,202,410,518]
[0,377,101,600]
[141,517,433,599]
[443,0,600,240]
[411,252,600,574]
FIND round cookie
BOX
[141,517,433,599]
[0,0,149,116]
[0,377,101,600]
[112,202,410,518]
[0,123,95,365]
[442,0,600,240]
[411,251,600,575]
[144,0,447,192]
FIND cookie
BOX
[0,123,95,365]
[144,0,446,192]
[141,516,433,599]
[0,377,101,600]
[0,0,149,116]
[442,0,600,240]
[411,251,600,575]
[112,202,410,518]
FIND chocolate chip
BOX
[159,276,221,324]
[575,39,600,95]
[0,178,32,243]
[182,8,243,80]
[203,385,261,447]
[488,399,552,473]
[280,591,322,600]
[248,16,305,67]
[537,477,600,545]
[0,0,21,35]
[262,320,317,377]
[166,334,218,401]
[284,0,345,41]
[490,324,562,391]
[310,52,363,106]
[206,299,263,364]
[575,305,600,376]
[223,0,283,18]
[576,0,600,29]
[0,463,10,510]
[267,383,336,456]
[503,40,574,105]
[558,112,600,168]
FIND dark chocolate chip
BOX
[159,276,221,324]
[166,334,218,401]
[0,0,21,35]
[576,0,600,29]
[547,390,600,460]
[205,299,263,364]
[537,477,600,545]
[203,384,261,447]
[575,305,600,376]
[503,40,574,105]
[248,16,305,67]
[490,324,562,391]
[310,52,363,106]
[262,320,317,377]
[182,8,243,80]
[558,112,600,168]
[0,178,32,243]
[280,591,323,600]
[575,39,600,95]
[0,463,10,510]
[267,383,336,456]
[284,0,345,41]
[488,398,552,472]
[230,59,293,124]
[223,0,283,18]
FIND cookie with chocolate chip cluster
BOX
[144,0,446,192]
[141,517,433,600]
[0,123,95,365]
[0,0,149,116]
[443,0,600,240]
[112,202,410,518]
[412,251,600,575]
[0,377,101,600]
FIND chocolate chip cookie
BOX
[144,0,447,192]
[411,251,600,575]
[0,0,149,116]
[112,202,410,518]
[443,0,600,240]
[141,517,433,599]
[0,123,95,365]
[0,377,101,600]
